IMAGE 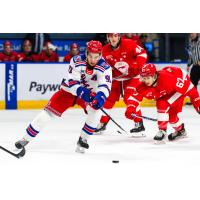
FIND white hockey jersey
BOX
[61,54,112,98]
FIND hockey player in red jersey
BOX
[125,63,200,143]
[18,40,39,62]
[15,40,112,153]
[0,41,18,62]
[121,33,142,47]
[95,33,147,136]
[39,42,59,62]
[63,43,80,62]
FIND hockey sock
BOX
[24,110,56,141]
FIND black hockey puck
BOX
[112,160,119,163]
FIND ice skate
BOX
[168,124,187,141]
[75,137,89,153]
[93,122,108,135]
[154,130,166,144]
[15,138,29,149]
[130,121,146,137]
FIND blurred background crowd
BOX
[0,33,196,64]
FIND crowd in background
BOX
[0,33,155,63]
[0,33,199,87]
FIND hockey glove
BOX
[191,97,200,114]
[76,87,91,103]
[125,105,138,120]
[91,91,106,109]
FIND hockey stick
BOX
[100,108,127,134]
[0,146,26,159]
[131,114,157,122]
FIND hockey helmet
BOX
[140,63,157,77]
[3,41,12,47]
[86,40,102,54]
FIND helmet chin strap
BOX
[151,73,158,86]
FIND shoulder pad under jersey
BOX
[94,58,110,72]
[72,54,86,63]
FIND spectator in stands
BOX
[18,40,39,62]
[39,42,59,62]
[122,33,142,46]
[25,33,51,54]
[187,33,200,88]
[0,41,18,62]
[63,43,80,62]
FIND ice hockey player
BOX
[39,42,59,62]
[95,33,147,137]
[15,40,112,153]
[63,43,80,62]
[125,63,200,143]
[0,41,19,62]
[18,40,40,62]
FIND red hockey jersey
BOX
[18,52,40,62]
[128,66,192,104]
[63,53,72,62]
[39,51,59,62]
[102,38,147,80]
[0,51,18,62]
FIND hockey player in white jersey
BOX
[15,40,112,153]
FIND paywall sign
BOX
[5,63,17,109]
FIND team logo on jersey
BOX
[74,55,81,62]
[86,68,93,75]
[106,55,113,60]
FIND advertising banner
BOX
[0,64,5,109]
[17,63,69,101]
[5,63,17,109]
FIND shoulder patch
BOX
[73,54,86,67]
[97,58,110,70]
[73,55,82,62]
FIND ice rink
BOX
[0,106,200,200]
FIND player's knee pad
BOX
[31,110,55,131]
[156,100,170,112]
[85,106,102,128]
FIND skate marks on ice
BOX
[0,107,200,163]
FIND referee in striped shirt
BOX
[187,33,200,88]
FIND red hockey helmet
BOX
[70,43,79,49]
[3,41,12,47]
[86,40,102,54]
[140,63,157,77]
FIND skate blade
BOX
[131,133,146,138]
[75,145,85,154]
[168,135,188,142]
[154,139,166,145]
[93,131,104,135]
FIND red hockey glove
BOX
[125,105,138,120]
[191,97,200,114]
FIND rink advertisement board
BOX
[0,64,5,109]
[17,63,68,109]
[1,62,198,109]
[5,63,17,109]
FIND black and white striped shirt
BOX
[187,36,200,66]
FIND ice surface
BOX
[0,107,199,200]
